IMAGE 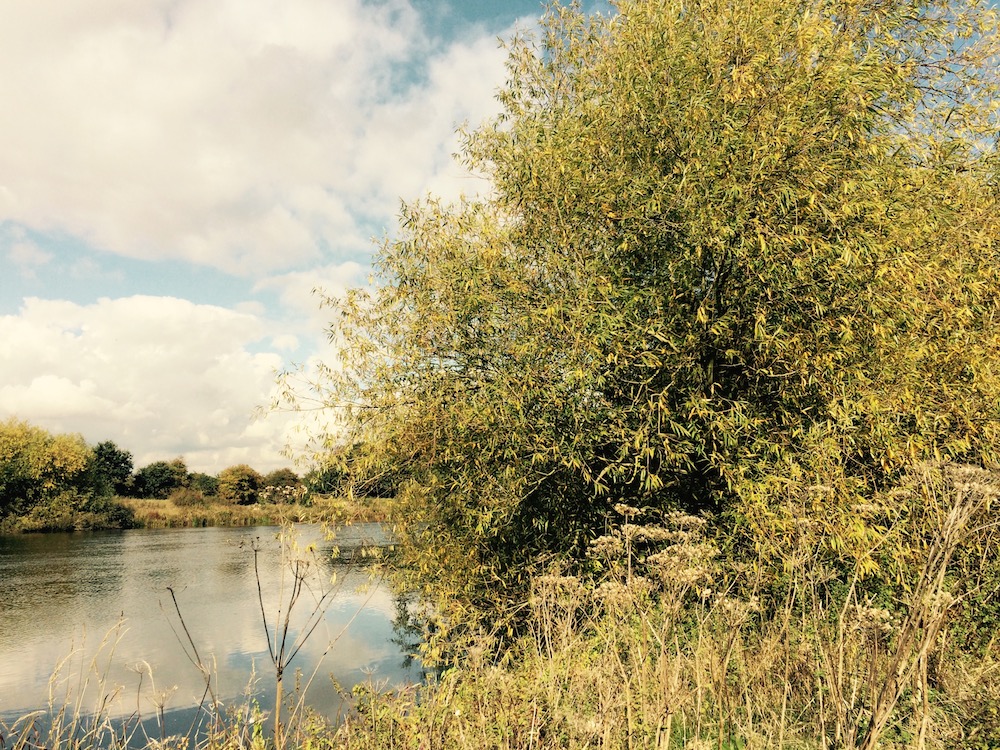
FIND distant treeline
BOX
[0,417,356,533]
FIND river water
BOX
[0,524,418,735]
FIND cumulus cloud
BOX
[0,0,512,277]
[0,1,544,473]
[254,259,369,338]
[0,296,306,473]
[7,239,53,278]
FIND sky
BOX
[0,0,577,475]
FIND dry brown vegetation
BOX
[331,464,1000,750]
[7,464,996,750]
[120,495,389,529]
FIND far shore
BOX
[120,494,392,529]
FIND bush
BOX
[188,472,220,497]
[0,491,137,533]
[217,464,263,505]
[261,468,305,503]
[168,487,207,507]
[131,458,188,499]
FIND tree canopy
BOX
[293,0,1000,614]
[91,440,134,496]
[132,458,189,499]
[0,418,92,517]
[218,464,264,505]
[0,419,138,531]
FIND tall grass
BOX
[334,463,1000,749]
[5,464,998,749]
[120,495,391,529]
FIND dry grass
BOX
[120,495,392,529]
[331,464,1000,750]
[6,465,999,750]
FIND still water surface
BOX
[0,524,417,730]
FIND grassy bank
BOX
[0,495,392,534]
[7,569,998,750]
[121,494,393,529]
[4,466,998,750]
[330,468,1000,749]
[333,585,1000,750]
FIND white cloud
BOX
[0,0,512,277]
[352,32,509,207]
[249,261,370,377]
[271,333,300,351]
[255,260,367,318]
[0,296,305,473]
[7,239,53,278]
[0,1,544,474]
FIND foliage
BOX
[189,471,220,497]
[0,418,94,519]
[332,465,1000,750]
[260,468,305,503]
[0,419,139,532]
[217,464,264,505]
[303,464,345,496]
[89,441,134,496]
[307,444,407,499]
[131,458,189,499]
[264,468,301,489]
[5,491,138,533]
[169,486,208,507]
[285,0,1000,619]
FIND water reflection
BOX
[0,524,417,731]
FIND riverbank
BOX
[0,494,393,534]
[121,494,392,529]
[6,510,998,750]
[3,477,999,749]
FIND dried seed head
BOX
[589,534,624,559]
[613,502,642,518]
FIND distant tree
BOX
[301,445,405,499]
[0,418,93,517]
[188,472,220,497]
[217,464,263,505]
[90,441,134,496]
[261,467,304,503]
[132,458,188,499]
[264,468,300,488]
[303,464,345,496]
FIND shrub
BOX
[217,464,263,505]
[261,468,305,503]
[168,487,207,507]
[131,458,188,499]
[188,472,220,497]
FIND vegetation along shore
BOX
[0,418,388,533]
[4,0,1000,747]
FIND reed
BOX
[120,495,391,530]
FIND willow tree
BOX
[298,0,1000,613]
[0,418,93,518]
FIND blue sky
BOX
[0,0,574,473]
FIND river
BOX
[0,523,419,737]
